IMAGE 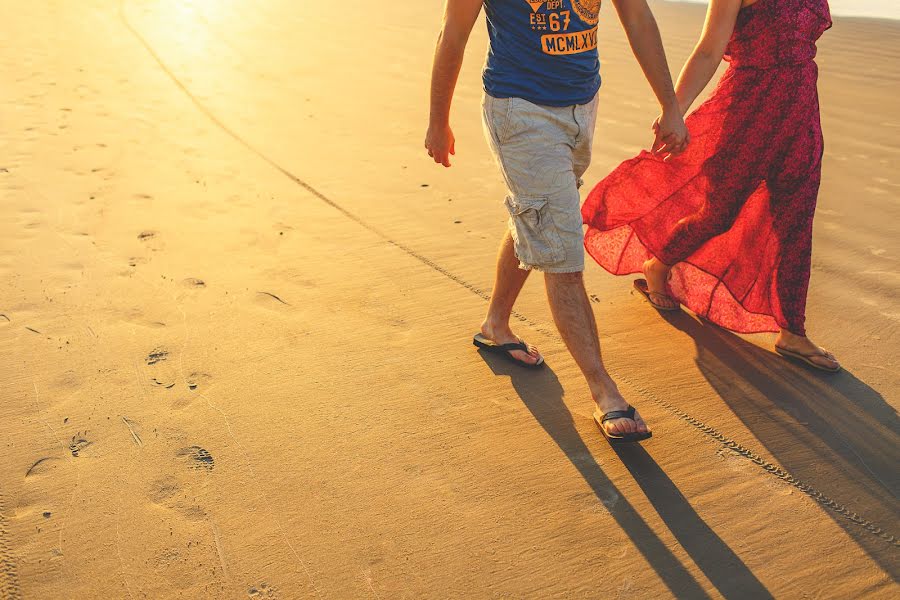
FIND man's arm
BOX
[611,0,689,157]
[425,0,484,168]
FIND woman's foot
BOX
[479,320,542,366]
[641,258,678,309]
[775,330,840,371]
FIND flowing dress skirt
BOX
[582,61,823,335]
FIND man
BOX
[425,0,688,442]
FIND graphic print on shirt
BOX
[525,0,602,56]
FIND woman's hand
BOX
[652,109,690,161]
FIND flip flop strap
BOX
[601,406,636,423]
[646,290,673,301]
[497,341,529,353]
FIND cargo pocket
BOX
[505,195,565,267]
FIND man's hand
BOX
[651,110,690,161]
[425,123,456,168]
[425,0,482,169]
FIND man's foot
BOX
[595,395,650,438]
[479,321,542,366]
[641,258,678,309]
[775,330,840,372]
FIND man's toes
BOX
[607,418,635,435]
[512,350,537,364]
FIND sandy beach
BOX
[1,0,897,597]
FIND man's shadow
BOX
[480,351,773,599]
[658,310,900,578]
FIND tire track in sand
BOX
[0,491,23,600]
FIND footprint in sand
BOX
[176,446,214,472]
[146,346,178,388]
[148,475,181,505]
[185,371,212,392]
[147,476,206,521]
[180,278,206,288]
[137,230,163,252]
[69,433,91,457]
[146,347,169,365]
[170,395,196,411]
[248,582,278,598]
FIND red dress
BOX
[582,0,832,335]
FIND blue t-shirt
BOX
[483,0,603,107]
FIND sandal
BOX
[633,279,680,312]
[473,333,544,369]
[775,345,841,373]
[593,405,653,444]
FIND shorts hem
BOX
[518,261,585,274]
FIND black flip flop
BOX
[593,405,653,444]
[633,279,680,312]
[473,333,544,369]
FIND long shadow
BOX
[659,311,900,579]
[612,443,772,599]
[480,351,772,599]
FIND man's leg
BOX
[545,271,649,436]
[480,231,541,365]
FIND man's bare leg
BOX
[480,231,542,365]
[545,271,649,436]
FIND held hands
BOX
[651,109,690,162]
[425,123,456,168]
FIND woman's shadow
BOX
[479,350,773,599]
[658,310,900,578]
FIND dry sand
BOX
[0,0,897,598]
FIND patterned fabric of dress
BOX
[581,0,832,335]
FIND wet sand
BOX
[0,1,897,597]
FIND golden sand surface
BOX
[0,1,897,597]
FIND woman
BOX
[582,0,840,371]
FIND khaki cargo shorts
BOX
[482,92,598,273]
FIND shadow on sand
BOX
[480,350,773,599]
[658,310,900,579]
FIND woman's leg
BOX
[643,175,762,305]
[768,170,839,368]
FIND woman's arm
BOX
[425,0,484,168]
[674,0,745,116]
